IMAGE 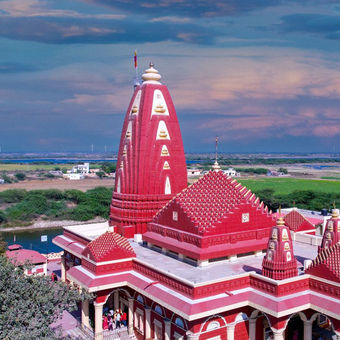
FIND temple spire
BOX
[212,136,221,172]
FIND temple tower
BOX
[262,216,298,280]
[319,208,340,252]
[110,63,187,238]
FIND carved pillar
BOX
[164,319,171,340]
[61,255,66,282]
[249,318,257,340]
[94,302,104,340]
[114,290,119,310]
[227,324,235,340]
[303,320,313,340]
[145,307,151,339]
[128,298,134,335]
[272,328,285,340]
[81,299,90,329]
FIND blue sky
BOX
[1,0,340,153]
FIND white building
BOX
[187,169,201,177]
[70,163,90,175]
[223,167,240,177]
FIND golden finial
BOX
[277,205,285,226]
[331,201,339,218]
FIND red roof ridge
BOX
[306,242,340,282]
[82,231,136,263]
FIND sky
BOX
[1,0,340,153]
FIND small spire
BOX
[212,136,221,172]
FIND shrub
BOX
[14,173,26,181]
[0,189,27,203]
[1,173,12,183]
[0,210,7,224]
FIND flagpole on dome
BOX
[133,50,140,89]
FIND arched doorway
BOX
[286,315,304,340]
[311,313,335,340]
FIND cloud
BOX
[278,14,340,41]
[84,0,285,18]
[150,16,191,23]
[0,15,220,44]
[0,0,125,19]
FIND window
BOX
[175,317,185,329]
[154,305,163,316]
[136,295,144,304]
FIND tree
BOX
[0,256,91,339]
[96,171,105,178]
[14,173,26,181]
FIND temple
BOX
[53,63,340,340]
[109,63,187,238]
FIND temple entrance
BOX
[286,315,303,340]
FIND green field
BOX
[0,163,104,171]
[238,178,340,196]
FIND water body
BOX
[1,228,62,253]
[0,158,205,164]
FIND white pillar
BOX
[114,290,119,310]
[272,328,285,340]
[303,320,312,340]
[145,307,151,339]
[186,331,200,340]
[227,324,235,340]
[335,331,340,340]
[249,318,257,340]
[94,302,104,340]
[81,300,90,329]
[61,255,66,282]
[128,298,134,335]
[164,319,171,340]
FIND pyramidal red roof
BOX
[306,242,340,283]
[154,170,272,235]
[82,232,135,263]
[284,209,315,232]
[144,170,275,260]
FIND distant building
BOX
[187,169,201,177]
[63,173,84,180]
[70,162,90,175]
[223,167,240,177]
[267,170,285,177]
[0,178,4,184]
[6,244,47,276]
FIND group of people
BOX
[102,308,127,331]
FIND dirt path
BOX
[0,178,115,192]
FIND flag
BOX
[134,50,137,69]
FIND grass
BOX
[238,178,340,196]
[321,176,340,181]
[0,164,65,171]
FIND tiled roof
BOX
[157,170,270,233]
[284,209,315,232]
[306,242,340,283]
[6,249,46,265]
[82,232,135,263]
